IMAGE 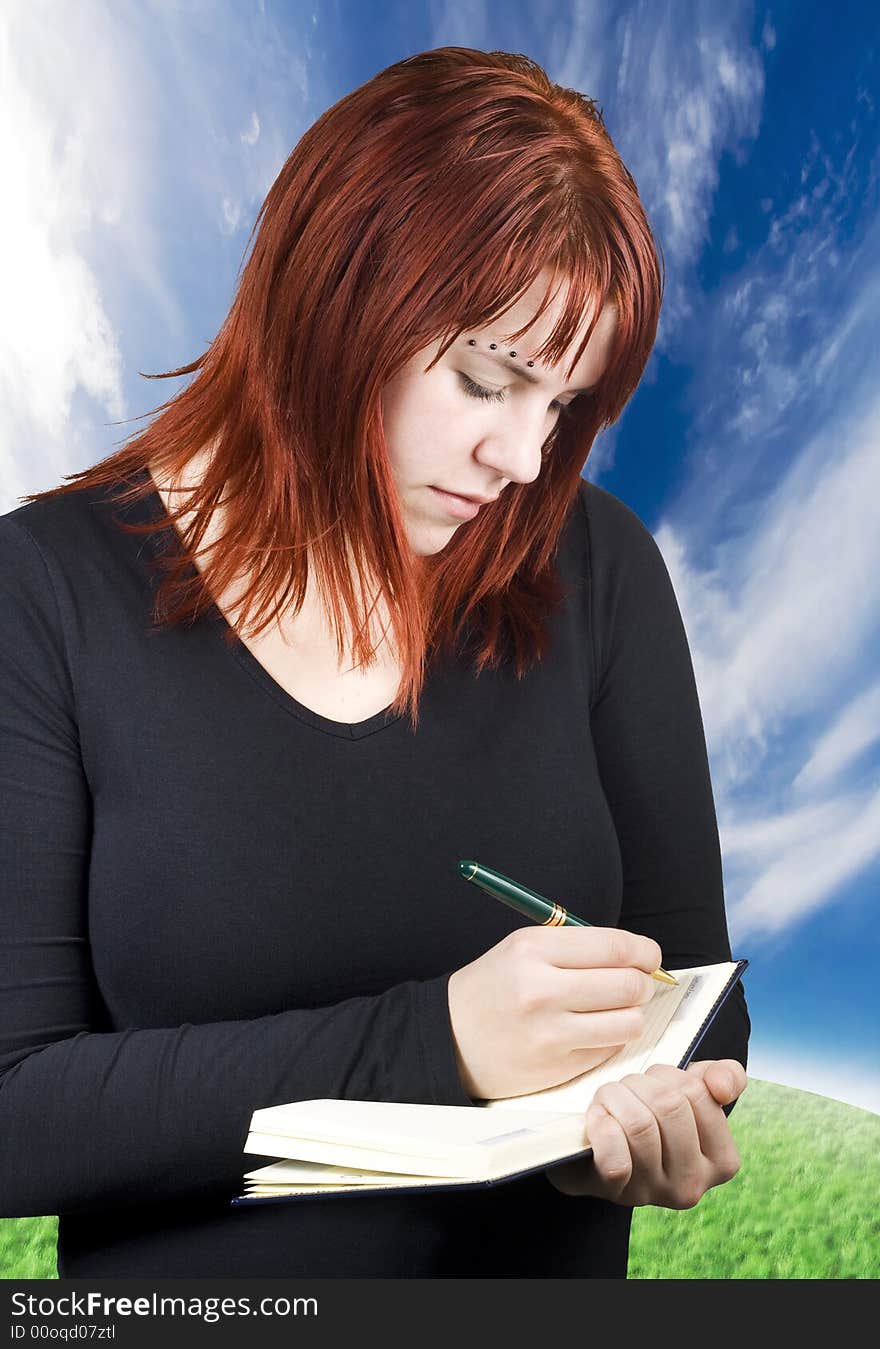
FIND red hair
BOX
[21,46,664,732]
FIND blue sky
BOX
[2,1,877,1112]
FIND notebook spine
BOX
[676,960,748,1071]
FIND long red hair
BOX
[20,46,664,732]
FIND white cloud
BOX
[792,681,880,793]
[561,0,766,473]
[657,391,880,765]
[760,18,777,52]
[747,1046,880,1116]
[724,788,880,936]
[0,0,319,512]
[0,2,135,507]
[653,380,880,933]
[672,120,871,519]
[644,80,880,944]
[597,1,765,334]
[240,111,261,147]
[654,384,880,941]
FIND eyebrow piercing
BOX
[466,338,535,367]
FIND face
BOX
[379,267,618,556]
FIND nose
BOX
[473,405,547,486]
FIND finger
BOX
[660,1059,748,1106]
[591,1079,663,1187]
[544,926,663,978]
[557,964,657,1011]
[697,1059,748,1105]
[619,1072,702,1196]
[561,1004,648,1050]
[647,1064,741,1177]
[584,1104,633,1199]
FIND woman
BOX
[0,47,749,1278]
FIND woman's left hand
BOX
[544,1059,747,1207]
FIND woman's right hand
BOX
[447,925,663,1100]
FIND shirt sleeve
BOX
[582,483,750,1077]
[0,515,472,1220]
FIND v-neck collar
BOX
[123,467,407,741]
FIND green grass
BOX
[2,1080,878,1279]
[0,1211,56,1280]
[628,1078,880,1278]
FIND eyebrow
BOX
[474,346,594,395]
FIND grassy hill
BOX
[2,1080,878,1279]
[628,1078,880,1278]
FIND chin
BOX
[406,521,459,557]
[411,539,453,558]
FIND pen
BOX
[458,859,679,987]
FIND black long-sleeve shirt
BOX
[0,469,749,1278]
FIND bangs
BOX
[427,235,624,413]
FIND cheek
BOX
[380,368,463,480]
[385,409,451,480]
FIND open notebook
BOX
[230,959,746,1206]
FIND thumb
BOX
[692,1059,747,1105]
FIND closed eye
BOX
[458,373,574,417]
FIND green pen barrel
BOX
[458,859,590,927]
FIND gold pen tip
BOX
[654,969,679,986]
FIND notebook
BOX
[230,959,746,1206]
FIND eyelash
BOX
[458,373,573,417]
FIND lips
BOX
[438,490,498,504]
[429,487,484,520]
